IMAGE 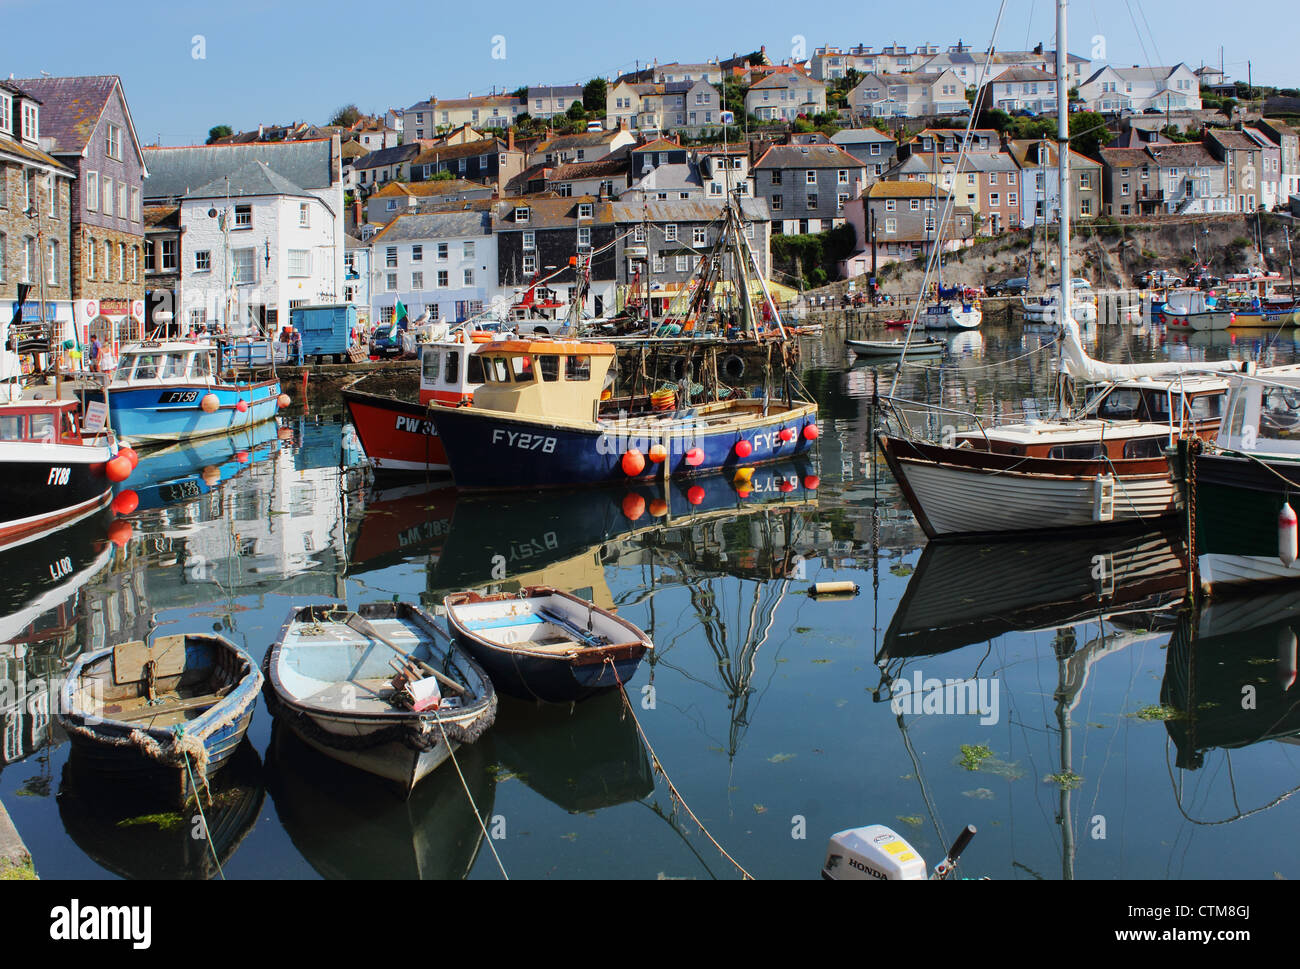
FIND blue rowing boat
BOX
[57,633,262,806]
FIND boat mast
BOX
[1057,0,1071,328]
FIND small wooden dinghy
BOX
[444,586,653,702]
[57,634,262,806]
[263,603,496,794]
[846,338,944,360]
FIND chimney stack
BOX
[507,128,515,151]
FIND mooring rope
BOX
[433,715,509,880]
[179,738,224,881]
[604,657,755,880]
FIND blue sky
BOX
[4,0,1292,146]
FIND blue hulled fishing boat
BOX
[89,340,283,445]
[430,337,819,491]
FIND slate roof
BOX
[372,179,489,198]
[413,138,509,166]
[370,210,493,244]
[608,197,769,223]
[143,139,335,200]
[9,75,124,155]
[754,143,863,169]
[143,204,180,229]
[185,159,313,200]
[353,143,421,170]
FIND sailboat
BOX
[876,0,1250,540]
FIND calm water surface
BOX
[5,317,1300,880]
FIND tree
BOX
[206,125,233,144]
[329,104,362,127]
[583,78,607,113]
[1219,97,1238,122]
[566,100,587,121]
[510,86,529,99]
[1068,111,1112,156]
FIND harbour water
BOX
[5,316,1300,880]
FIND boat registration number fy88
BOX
[47,467,71,486]
[159,390,201,404]
[492,429,556,453]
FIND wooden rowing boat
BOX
[846,338,944,360]
[444,586,653,702]
[57,634,262,806]
[262,602,496,794]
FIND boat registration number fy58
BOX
[159,390,201,404]
[492,429,556,453]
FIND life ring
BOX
[722,354,745,382]
[668,356,688,381]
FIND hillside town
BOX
[3,41,1297,344]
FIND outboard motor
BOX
[822,824,976,881]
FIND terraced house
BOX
[0,80,77,360]
[744,73,826,122]
[753,143,867,235]
[494,197,618,318]
[13,75,147,347]
[840,180,975,275]
[369,209,496,325]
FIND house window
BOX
[772,195,783,211]
[234,204,252,228]
[885,217,897,233]
[412,245,423,262]
[87,237,95,278]
[523,254,537,274]
[463,241,475,259]
[103,240,111,277]
[118,183,126,220]
[161,239,177,270]
[21,103,38,142]
[118,243,125,281]
[1080,198,1092,215]
[515,207,530,223]
[692,227,706,246]
[837,193,848,211]
[437,243,449,260]
[578,227,591,249]
[806,170,817,184]
[578,202,593,218]
[523,231,536,251]
[47,240,59,285]
[631,226,644,243]
[144,239,154,269]
[438,270,449,287]
[386,273,397,291]
[924,216,936,232]
[232,247,256,284]
[989,172,998,185]
[664,224,678,241]
[807,194,819,209]
[910,199,920,211]
[86,171,98,212]
[130,187,140,222]
[288,250,311,276]
[412,271,424,289]
[1008,193,1017,206]
[129,245,137,282]
[838,169,848,184]
[989,193,1000,207]
[652,254,665,273]
[676,255,689,272]
[386,247,398,268]
[464,268,474,285]
[771,170,782,184]
[101,176,112,216]
[0,92,8,135]
[195,250,211,272]
[106,122,123,160]
[886,198,896,211]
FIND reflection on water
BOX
[3,321,1300,879]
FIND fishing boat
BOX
[1156,288,1234,331]
[444,585,653,702]
[0,395,124,550]
[1172,364,1300,594]
[430,337,818,491]
[262,602,496,793]
[847,338,944,361]
[343,327,493,475]
[1022,280,1098,324]
[57,633,262,805]
[1221,272,1298,327]
[90,340,283,445]
[921,296,982,330]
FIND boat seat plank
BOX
[461,614,545,632]
[110,688,230,723]
[113,636,188,685]
[301,676,398,713]
[538,608,609,648]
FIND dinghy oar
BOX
[346,612,466,696]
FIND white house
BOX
[343,233,371,326]
[526,85,585,120]
[744,73,827,121]
[1078,64,1201,114]
[848,70,966,118]
[368,210,497,325]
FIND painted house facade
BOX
[841,180,975,275]
[753,143,867,235]
[1078,64,1201,114]
[494,197,618,318]
[745,73,827,121]
[847,70,966,119]
[369,210,495,325]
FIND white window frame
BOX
[288,249,311,277]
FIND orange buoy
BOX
[687,485,705,505]
[621,448,646,476]
[278,393,291,408]
[648,498,669,517]
[201,466,221,486]
[803,423,820,441]
[734,439,753,458]
[105,455,132,482]
[118,446,139,469]
[107,519,133,548]
[648,444,668,464]
[200,393,219,413]
[111,489,139,515]
[621,493,646,521]
[803,474,820,490]
[685,447,704,467]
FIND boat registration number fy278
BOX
[492,429,557,453]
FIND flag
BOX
[389,299,407,339]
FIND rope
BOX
[180,738,225,881]
[604,657,754,880]
[432,715,508,880]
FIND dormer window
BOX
[515,206,530,223]
[0,92,11,135]
[21,102,38,143]
[577,202,592,218]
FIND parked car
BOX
[1140,269,1184,289]
[988,277,1029,296]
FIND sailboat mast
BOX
[1057,0,1071,322]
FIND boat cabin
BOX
[0,399,91,446]
[469,339,614,421]
[955,375,1229,459]
[1217,364,1300,455]
[418,335,491,406]
[111,341,218,387]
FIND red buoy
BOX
[648,444,668,464]
[621,448,646,476]
[648,498,669,517]
[107,519,133,548]
[803,423,820,441]
[687,485,705,505]
[111,489,139,515]
[803,475,821,490]
[1281,501,1298,566]
[105,455,132,482]
[278,393,291,408]
[118,446,139,469]
[685,447,704,467]
[734,439,753,458]
[622,493,646,521]
[779,479,796,493]
[778,428,795,443]
[235,399,249,413]
[236,451,250,464]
